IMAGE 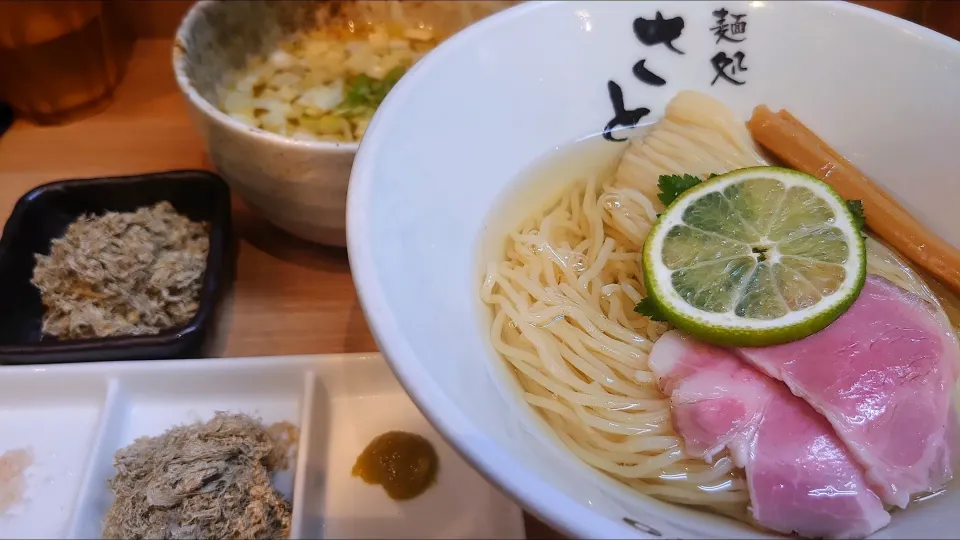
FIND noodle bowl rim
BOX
[345,0,960,538]
[344,4,634,538]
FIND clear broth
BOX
[477,128,960,532]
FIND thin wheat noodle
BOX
[483,91,761,512]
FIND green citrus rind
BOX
[641,166,867,347]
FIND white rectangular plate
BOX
[0,354,525,540]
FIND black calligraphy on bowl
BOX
[709,7,750,87]
[633,11,685,55]
[602,6,753,141]
[602,11,687,141]
[602,81,651,142]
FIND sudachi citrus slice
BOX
[642,166,866,347]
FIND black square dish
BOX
[0,170,235,364]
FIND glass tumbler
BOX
[0,0,132,125]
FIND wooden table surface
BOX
[2,1,951,535]
[0,39,561,539]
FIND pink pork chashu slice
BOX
[738,275,960,508]
[650,331,890,539]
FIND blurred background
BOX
[112,0,960,40]
[0,0,958,127]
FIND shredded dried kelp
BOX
[103,413,297,540]
[32,201,210,339]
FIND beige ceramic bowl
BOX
[172,1,515,246]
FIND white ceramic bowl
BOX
[173,1,355,246]
[173,1,513,247]
[348,1,960,538]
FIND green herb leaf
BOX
[707,172,720,179]
[381,66,406,88]
[634,297,667,322]
[341,67,408,112]
[343,74,374,106]
[845,199,866,237]
[657,174,702,207]
[371,66,407,104]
